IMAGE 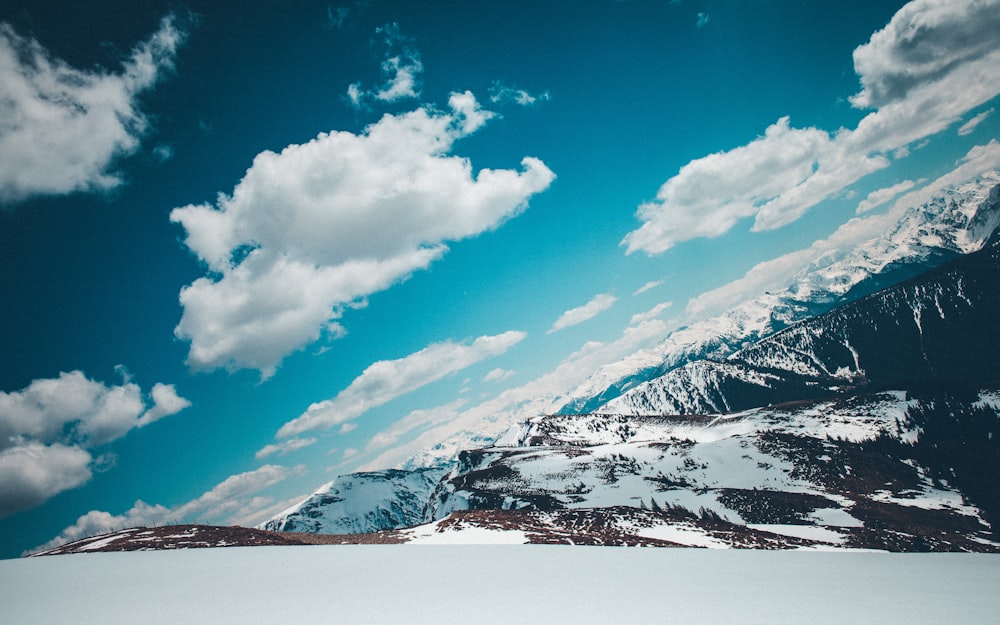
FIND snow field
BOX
[2,547,999,625]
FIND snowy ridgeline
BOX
[3,547,999,625]
[561,171,1000,415]
[266,232,1000,551]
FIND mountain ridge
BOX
[256,171,1000,547]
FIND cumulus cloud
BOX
[171,93,554,378]
[621,117,886,254]
[254,437,318,460]
[856,180,916,214]
[623,0,1000,255]
[0,370,190,517]
[488,81,551,106]
[347,23,423,108]
[0,15,185,203]
[549,293,618,333]
[277,331,527,438]
[958,108,994,136]
[850,0,1000,109]
[0,443,93,517]
[31,464,303,553]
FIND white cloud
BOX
[31,464,304,553]
[138,383,193,428]
[630,301,673,325]
[633,280,664,296]
[0,371,189,450]
[484,368,516,383]
[686,140,1000,319]
[346,82,363,108]
[0,370,190,517]
[364,399,468,457]
[849,0,1000,109]
[696,12,710,28]
[623,0,1000,255]
[0,15,185,203]
[359,317,670,471]
[277,331,527,438]
[549,293,618,333]
[170,464,303,521]
[347,23,423,108]
[488,81,551,107]
[172,94,554,378]
[856,180,916,214]
[958,108,994,136]
[254,437,318,460]
[0,443,92,517]
[357,137,994,471]
[621,117,886,254]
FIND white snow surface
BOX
[402,519,529,544]
[263,467,443,534]
[2,547,999,625]
[428,391,983,531]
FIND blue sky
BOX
[1,0,999,557]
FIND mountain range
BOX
[261,171,1000,550]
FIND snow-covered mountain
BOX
[561,171,1000,413]
[603,235,1000,415]
[261,467,445,534]
[258,172,1000,546]
[416,241,1000,550]
[422,389,998,550]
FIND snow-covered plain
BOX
[2,547,998,625]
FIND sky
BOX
[1,0,999,558]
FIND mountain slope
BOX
[259,172,1000,544]
[424,389,999,551]
[261,467,445,534]
[562,172,1000,413]
[418,234,1000,550]
[603,236,1000,416]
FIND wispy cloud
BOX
[856,180,916,214]
[0,370,190,517]
[277,331,527,438]
[362,399,467,461]
[633,280,664,296]
[255,437,318,460]
[696,12,710,28]
[358,316,670,472]
[489,81,551,107]
[630,301,673,325]
[0,15,186,203]
[347,23,423,108]
[549,293,618,333]
[686,140,1000,319]
[31,464,304,553]
[326,4,351,29]
[171,93,553,378]
[622,0,1000,255]
[484,368,516,383]
[958,108,994,136]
